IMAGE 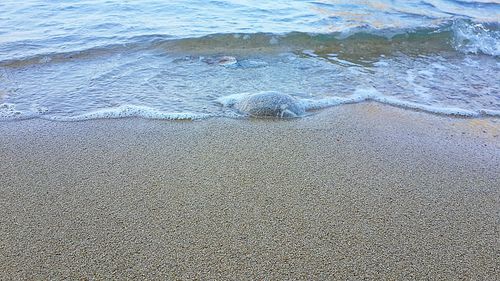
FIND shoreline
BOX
[1,103,499,279]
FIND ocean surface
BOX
[0,0,499,121]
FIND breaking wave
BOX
[1,20,498,68]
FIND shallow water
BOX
[0,0,499,120]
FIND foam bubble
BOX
[0,103,22,119]
[0,103,42,120]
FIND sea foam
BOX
[452,20,500,56]
[44,105,207,121]
[217,89,495,118]
[303,88,496,117]
[2,91,498,122]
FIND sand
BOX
[1,103,499,280]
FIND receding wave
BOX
[1,19,498,68]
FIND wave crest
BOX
[452,20,500,56]
[1,19,498,67]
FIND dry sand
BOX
[0,103,499,280]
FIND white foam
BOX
[302,50,318,57]
[0,103,42,120]
[43,105,208,121]
[217,88,500,117]
[479,109,500,117]
[452,20,500,56]
[0,103,23,119]
[302,88,493,117]
[370,95,479,116]
[373,61,389,67]
[2,94,499,123]
[301,95,368,110]
[328,56,363,67]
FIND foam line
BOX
[43,105,208,121]
[302,89,495,117]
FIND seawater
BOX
[0,0,499,120]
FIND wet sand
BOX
[1,103,499,280]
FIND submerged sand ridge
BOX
[0,103,499,280]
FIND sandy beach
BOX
[1,103,499,280]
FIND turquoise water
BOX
[0,0,499,120]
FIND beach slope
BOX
[1,103,499,280]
